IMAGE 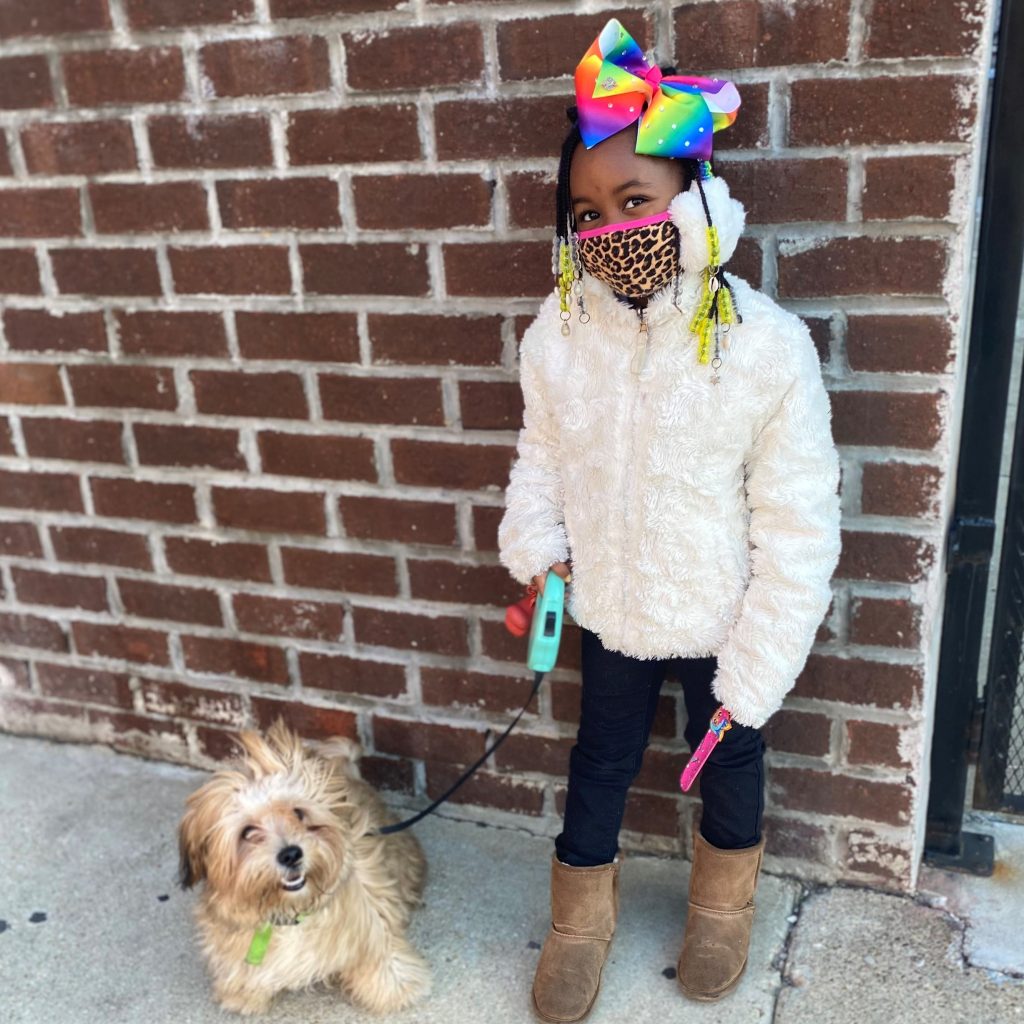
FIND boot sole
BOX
[531,982,602,1024]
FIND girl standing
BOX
[497,19,842,1024]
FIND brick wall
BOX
[0,0,995,893]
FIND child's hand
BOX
[533,561,572,595]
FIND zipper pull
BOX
[631,308,649,376]
[638,307,648,334]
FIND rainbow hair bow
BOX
[574,18,741,162]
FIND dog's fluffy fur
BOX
[178,718,430,1016]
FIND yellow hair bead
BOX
[706,226,721,268]
[717,285,735,326]
[697,318,714,364]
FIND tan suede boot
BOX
[531,853,622,1023]
[676,832,766,1001]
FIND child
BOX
[496,19,842,1024]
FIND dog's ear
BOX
[177,803,206,890]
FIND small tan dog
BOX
[177,718,430,1015]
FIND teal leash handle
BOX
[374,571,566,837]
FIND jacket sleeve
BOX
[497,310,570,586]
[709,322,842,729]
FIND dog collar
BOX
[245,911,312,966]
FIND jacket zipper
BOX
[621,307,650,627]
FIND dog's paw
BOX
[214,984,274,1017]
[343,939,432,1014]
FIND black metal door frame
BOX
[923,0,1024,874]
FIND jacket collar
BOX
[577,173,747,330]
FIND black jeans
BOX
[554,626,766,867]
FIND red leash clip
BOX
[504,583,539,637]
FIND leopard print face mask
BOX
[575,212,681,299]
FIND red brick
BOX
[445,242,551,298]
[298,650,406,698]
[4,310,106,353]
[300,243,429,296]
[846,315,953,374]
[182,635,289,684]
[345,24,483,90]
[861,461,942,518]
[0,364,65,405]
[234,593,344,641]
[460,381,523,430]
[716,157,846,223]
[134,422,245,470]
[192,370,307,419]
[790,76,975,146]
[288,106,420,165]
[37,662,132,707]
[258,431,376,480]
[837,530,935,584]
[0,188,80,238]
[763,709,832,758]
[272,0,399,15]
[119,578,222,625]
[849,596,921,649]
[139,679,244,724]
[339,495,457,546]
[391,439,514,490]
[865,0,986,58]
[778,237,946,298]
[281,546,397,597]
[52,248,161,297]
[674,0,848,67]
[64,48,185,106]
[507,171,557,230]
[353,607,469,657]
[117,311,227,357]
[68,363,176,412]
[494,732,574,775]
[251,698,358,740]
[0,522,43,559]
[72,621,170,666]
[91,478,196,524]
[51,526,151,569]
[149,114,273,169]
[23,121,136,175]
[843,829,912,886]
[498,11,651,81]
[319,374,444,426]
[236,312,359,362]
[0,56,53,109]
[409,560,520,606]
[436,96,568,160]
[211,486,326,536]
[373,715,484,764]
[0,610,67,650]
[862,156,956,221]
[13,567,107,611]
[217,177,340,230]
[164,536,272,582]
[0,250,41,293]
[472,504,504,552]
[711,81,770,152]
[195,725,242,762]
[425,761,545,815]
[169,245,292,295]
[830,390,943,449]
[0,146,9,176]
[124,0,255,28]
[793,654,922,710]
[622,790,682,839]
[368,313,504,367]
[728,235,762,287]
[202,36,329,97]
[770,765,911,825]
[90,182,208,234]
[353,174,492,230]
[421,667,541,715]
[762,814,832,862]
[360,754,414,794]
[0,0,110,37]
[846,720,911,768]
[22,417,123,463]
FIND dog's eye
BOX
[293,807,305,822]
[241,825,258,842]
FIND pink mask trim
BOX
[576,209,673,240]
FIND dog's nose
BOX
[277,845,303,868]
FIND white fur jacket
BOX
[497,174,842,730]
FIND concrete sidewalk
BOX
[0,732,1021,1024]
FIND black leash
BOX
[370,670,546,836]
